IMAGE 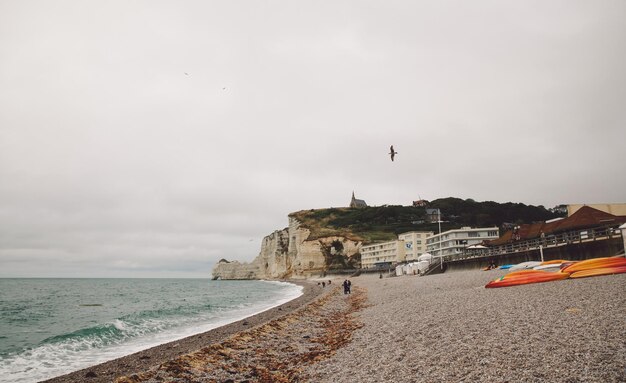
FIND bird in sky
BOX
[389,145,398,161]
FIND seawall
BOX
[446,237,624,271]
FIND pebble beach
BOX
[306,270,626,383]
[46,269,625,382]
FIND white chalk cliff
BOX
[212,217,361,280]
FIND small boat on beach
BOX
[533,264,565,272]
[561,256,626,274]
[485,270,570,288]
[569,265,626,279]
[540,259,569,265]
[509,261,542,271]
[500,269,546,279]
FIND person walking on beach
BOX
[343,279,349,294]
[347,279,351,294]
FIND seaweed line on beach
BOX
[116,285,367,383]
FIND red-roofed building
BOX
[487,206,626,246]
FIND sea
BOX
[0,278,302,383]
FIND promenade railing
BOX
[443,225,623,263]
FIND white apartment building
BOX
[398,231,434,262]
[361,240,406,269]
[426,226,499,258]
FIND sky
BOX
[1,1,625,277]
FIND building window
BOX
[468,232,479,237]
[488,231,498,237]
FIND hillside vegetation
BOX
[289,197,564,244]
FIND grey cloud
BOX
[1,1,624,277]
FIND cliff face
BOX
[211,260,261,280]
[212,217,361,280]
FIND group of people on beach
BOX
[342,279,351,294]
[318,280,332,288]
[317,279,351,294]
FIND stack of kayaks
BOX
[564,257,626,279]
[485,256,626,288]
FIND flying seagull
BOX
[389,145,398,161]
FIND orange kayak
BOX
[561,257,626,274]
[501,269,547,279]
[485,271,570,288]
[569,265,626,279]
[559,261,577,270]
[540,259,569,265]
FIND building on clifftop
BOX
[350,191,368,208]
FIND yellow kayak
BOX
[569,265,626,279]
[561,257,626,273]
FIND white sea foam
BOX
[0,280,303,383]
[112,319,128,331]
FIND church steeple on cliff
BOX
[349,191,367,208]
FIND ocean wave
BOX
[0,279,303,383]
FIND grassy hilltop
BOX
[289,197,564,244]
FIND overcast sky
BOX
[1,1,625,277]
